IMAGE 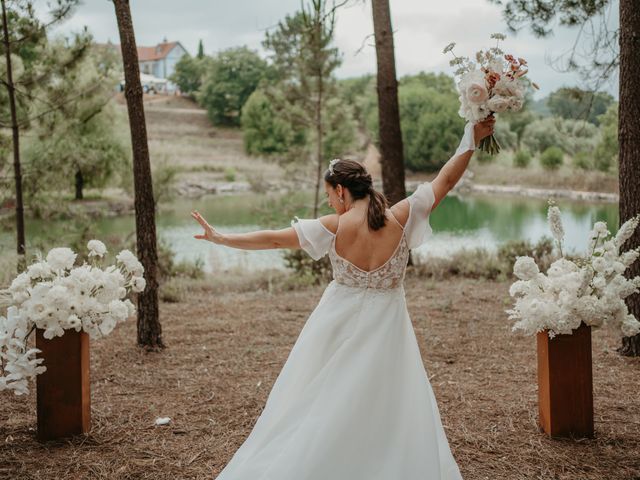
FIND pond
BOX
[1,190,619,274]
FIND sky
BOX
[39,0,619,99]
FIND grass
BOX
[136,97,282,187]
[466,149,619,193]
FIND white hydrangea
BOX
[508,203,640,339]
[0,240,144,395]
[513,256,539,280]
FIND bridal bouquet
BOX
[443,33,538,155]
[507,201,640,339]
[0,240,145,395]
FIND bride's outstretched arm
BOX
[191,210,301,250]
[430,117,495,209]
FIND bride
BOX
[191,118,495,480]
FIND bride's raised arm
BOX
[430,117,495,210]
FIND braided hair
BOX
[324,159,388,231]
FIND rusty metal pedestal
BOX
[36,329,91,441]
[537,322,594,439]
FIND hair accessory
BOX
[328,158,340,175]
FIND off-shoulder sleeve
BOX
[404,182,435,249]
[290,216,335,260]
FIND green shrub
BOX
[593,103,618,173]
[410,237,556,280]
[156,237,205,282]
[497,237,554,275]
[494,121,518,150]
[198,46,268,126]
[283,249,332,285]
[572,151,592,170]
[224,167,236,182]
[539,146,564,170]
[241,89,306,157]
[475,149,495,164]
[513,149,532,168]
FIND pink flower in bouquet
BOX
[487,95,510,113]
[466,83,488,104]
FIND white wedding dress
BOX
[214,178,464,480]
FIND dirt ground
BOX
[1,275,638,480]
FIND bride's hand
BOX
[191,210,225,244]
[473,116,496,145]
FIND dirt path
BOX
[1,276,638,479]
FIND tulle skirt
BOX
[214,280,463,480]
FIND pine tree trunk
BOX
[1,0,27,273]
[112,0,163,350]
[75,170,83,200]
[371,0,405,205]
[618,0,640,357]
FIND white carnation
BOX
[87,239,107,258]
[46,247,77,271]
[131,276,146,293]
[116,249,144,276]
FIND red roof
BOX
[137,42,179,62]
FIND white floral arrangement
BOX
[0,240,145,395]
[443,33,539,155]
[507,201,640,339]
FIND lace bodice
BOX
[328,232,409,290]
[290,181,436,291]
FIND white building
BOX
[137,40,188,80]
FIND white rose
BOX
[507,96,524,112]
[487,95,510,113]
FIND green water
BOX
[0,190,619,273]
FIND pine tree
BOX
[197,38,204,59]
[263,1,353,217]
[112,0,163,350]
[492,0,640,356]
[0,0,85,272]
[371,0,405,205]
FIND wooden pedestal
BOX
[537,322,594,439]
[36,329,91,441]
